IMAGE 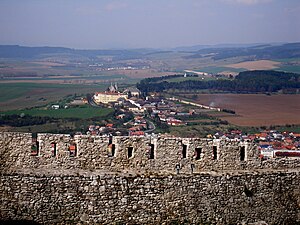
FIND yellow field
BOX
[226,60,281,70]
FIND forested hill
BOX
[137,70,300,94]
[0,45,145,60]
[1,43,299,60]
[184,43,300,60]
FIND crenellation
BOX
[1,132,300,223]
[1,132,300,174]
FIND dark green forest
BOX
[137,70,300,94]
[0,115,55,127]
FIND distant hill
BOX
[172,43,266,52]
[184,43,300,60]
[0,43,299,61]
[0,45,145,60]
[0,45,72,58]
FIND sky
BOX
[0,0,299,49]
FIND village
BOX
[211,129,300,159]
[83,84,300,160]
[87,83,191,136]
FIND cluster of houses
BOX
[87,123,126,136]
[92,84,191,127]
[256,130,300,159]
[126,116,148,136]
[211,130,300,159]
[144,98,189,126]
[86,114,149,137]
[86,84,204,136]
[124,97,190,126]
[88,61,150,72]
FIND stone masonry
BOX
[1,132,300,224]
[1,132,300,174]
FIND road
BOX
[87,94,102,108]
[145,119,156,133]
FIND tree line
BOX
[0,114,55,127]
[137,70,300,94]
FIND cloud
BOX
[105,2,127,11]
[221,0,273,5]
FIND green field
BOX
[2,106,114,119]
[0,82,90,100]
[0,82,107,111]
[0,85,30,102]
[196,66,246,74]
[277,65,300,73]
[3,75,126,80]
[163,76,213,83]
[272,58,300,73]
[274,58,300,63]
[275,125,300,133]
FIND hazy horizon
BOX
[1,41,295,50]
[0,0,299,49]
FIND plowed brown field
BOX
[195,94,300,126]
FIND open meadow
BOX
[0,83,107,111]
[194,94,300,126]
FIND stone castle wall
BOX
[1,132,300,174]
[1,171,300,224]
[1,132,300,224]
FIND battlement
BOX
[1,132,300,224]
[1,132,300,174]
